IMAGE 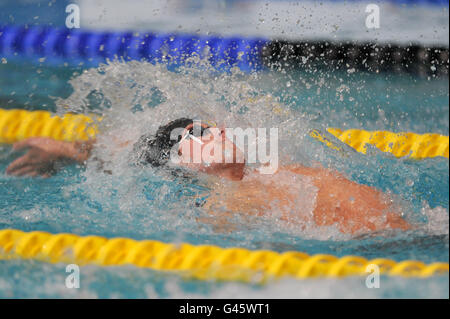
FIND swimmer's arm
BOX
[283,164,410,233]
[6,137,95,177]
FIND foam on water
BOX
[419,204,449,236]
[48,59,450,244]
[55,60,327,238]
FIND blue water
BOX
[0,58,449,298]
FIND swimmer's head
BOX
[133,118,194,167]
[133,118,245,180]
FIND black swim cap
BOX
[133,118,194,167]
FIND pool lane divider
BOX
[0,25,448,75]
[0,25,267,72]
[323,128,449,160]
[262,40,449,76]
[0,109,448,159]
[0,109,98,144]
[0,229,448,281]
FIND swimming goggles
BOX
[179,121,216,145]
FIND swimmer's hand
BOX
[6,137,93,177]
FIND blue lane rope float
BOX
[0,25,269,72]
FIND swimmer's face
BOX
[177,122,245,181]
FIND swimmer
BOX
[5,118,410,235]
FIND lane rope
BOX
[0,109,98,144]
[1,25,448,75]
[0,25,267,72]
[326,128,449,159]
[0,229,448,282]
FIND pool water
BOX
[0,58,448,298]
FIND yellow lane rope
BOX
[0,109,98,143]
[0,229,448,282]
[1,109,448,159]
[326,128,449,159]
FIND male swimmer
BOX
[5,118,410,235]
